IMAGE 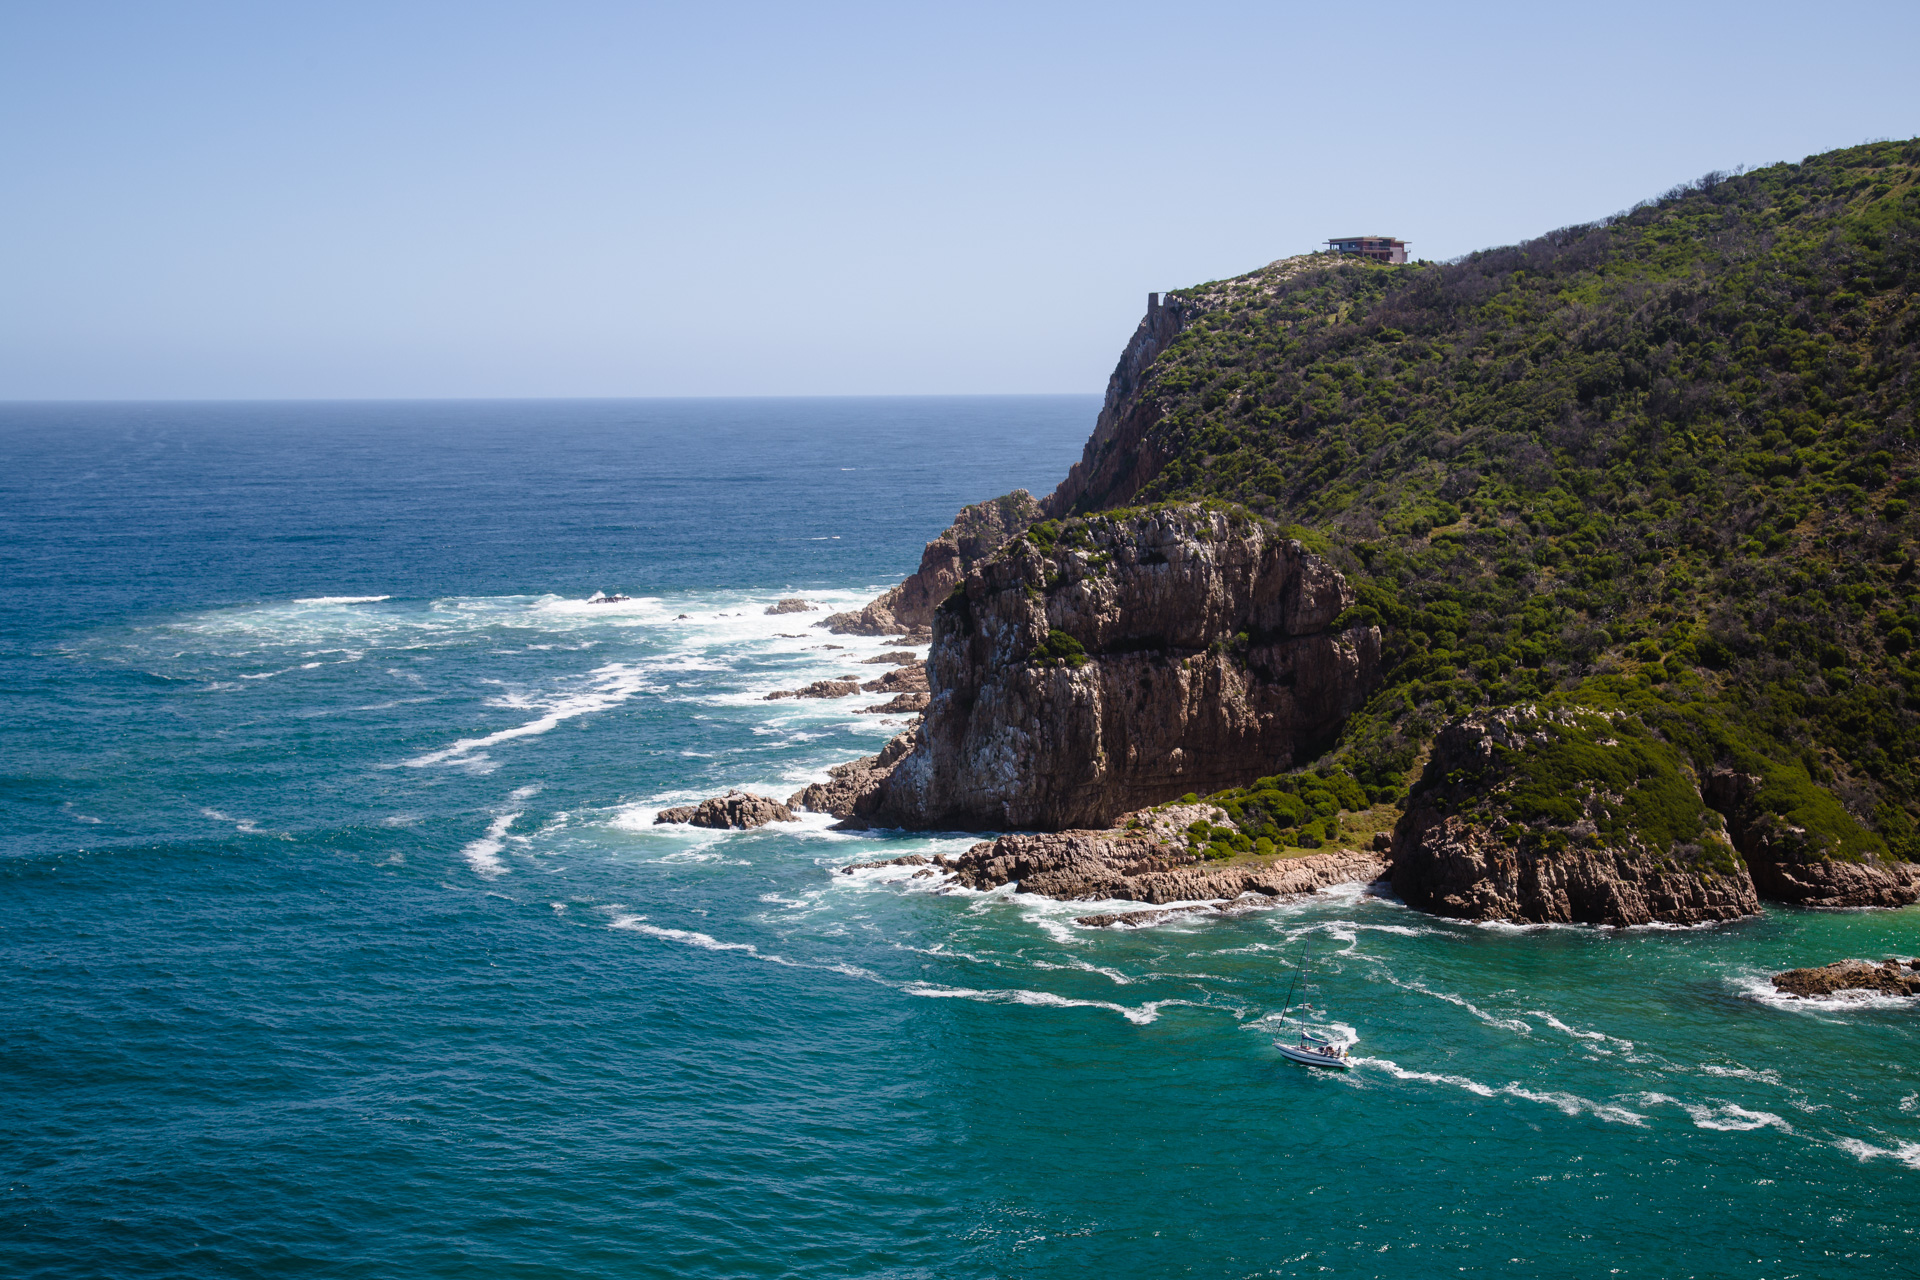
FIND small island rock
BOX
[655,791,798,829]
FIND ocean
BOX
[2,398,1917,1279]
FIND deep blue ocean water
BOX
[3,398,1918,1279]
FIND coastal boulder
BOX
[1772,959,1920,998]
[1390,707,1760,926]
[656,791,798,829]
[862,503,1382,830]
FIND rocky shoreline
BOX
[836,800,1385,916]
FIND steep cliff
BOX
[1390,707,1760,926]
[854,503,1381,830]
[1044,259,1335,519]
[822,490,1042,636]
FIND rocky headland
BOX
[778,146,1920,933]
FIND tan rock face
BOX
[864,504,1382,831]
[822,490,1043,636]
[1390,708,1761,926]
[655,791,797,830]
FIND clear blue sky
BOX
[4,0,1917,399]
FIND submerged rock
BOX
[1772,959,1920,998]
[857,503,1381,831]
[1390,707,1760,927]
[655,791,797,829]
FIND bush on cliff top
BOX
[1086,139,1920,862]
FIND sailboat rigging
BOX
[1273,937,1350,1069]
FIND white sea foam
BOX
[898,982,1192,1025]
[1527,1010,1636,1054]
[462,812,520,878]
[1355,1058,1646,1125]
[200,807,260,834]
[293,595,391,604]
[611,913,1198,1025]
[1376,973,1532,1035]
[1699,1064,1784,1087]
[1633,1093,1793,1132]
[403,662,655,767]
[1836,1137,1920,1169]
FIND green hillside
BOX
[1080,139,1920,862]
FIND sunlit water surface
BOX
[2,399,1916,1279]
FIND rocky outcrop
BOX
[1772,958,1920,998]
[861,665,928,696]
[1703,769,1920,908]
[858,693,930,715]
[857,504,1381,831]
[1390,707,1761,926]
[836,801,1383,907]
[656,791,797,829]
[787,731,918,824]
[765,598,815,615]
[822,491,1043,636]
[948,832,1383,905]
[860,651,923,665]
[765,678,862,701]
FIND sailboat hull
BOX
[1275,1042,1350,1069]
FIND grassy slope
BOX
[1077,140,1920,862]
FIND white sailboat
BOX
[1273,941,1350,1069]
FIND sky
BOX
[3,0,1918,400]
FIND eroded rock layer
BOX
[862,504,1381,831]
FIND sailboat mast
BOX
[1278,940,1310,1026]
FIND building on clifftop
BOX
[1325,235,1408,264]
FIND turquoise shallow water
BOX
[3,399,1918,1279]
